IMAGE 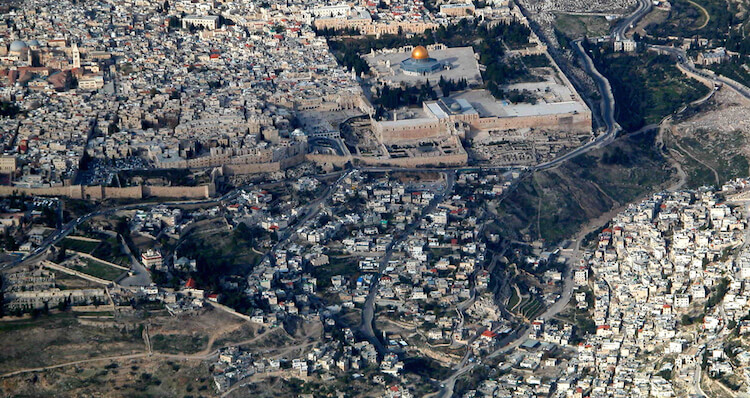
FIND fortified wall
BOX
[220,152,306,176]
[0,183,215,200]
[469,110,592,135]
[373,119,444,142]
[355,152,468,167]
[371,105,590,143]
[305,151,468,168]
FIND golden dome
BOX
[411,46,429,60]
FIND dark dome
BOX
[9,40,28,52]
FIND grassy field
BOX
[507,287,520,310]
[150,334,208,355]
[518,297,544,319]
[60,237,100,254]
[0,345,213,397]
[91,237,130,267]
[635,8,669,34]
[646,0,732,39]
[70,258,126,281]
[54,271,101,290]
[553,13,611,38]
[212,323,258,348]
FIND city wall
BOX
[372,108,591,143]
[675,63,716,89]
[221,153,306,176]
[143,184,214,199]
[468,111,592,135]
[373,119,443,142]
[306,153,351,168]
[0,183,214,200]
[355,152,468,167]
[307,151,467,168]
[222,162,280,175]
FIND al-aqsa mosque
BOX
[400,45,443,76]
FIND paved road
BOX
[434,1,658,395]
[650,45,750,101]
[118,233,151,287]
[612,0,652,41]
[532,39,620,172]
[693,355,707,397]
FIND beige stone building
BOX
[0,155,16,174]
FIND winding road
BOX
[9,3,750,395]
[612,0,653,41]
[359,171,456,353]
[433,0,656,395]
[650,44,750,101]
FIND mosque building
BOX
[400,45,443,76]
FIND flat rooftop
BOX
[452,89,588,118]
[365,46,483,86]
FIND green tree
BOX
[4,232,18,251]
[56,246,67,263]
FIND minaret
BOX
[72,42,80,69]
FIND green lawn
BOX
[60,238,100,254]
[91,237,131,267]
[69,258,126,281]
[519,297,544,319]
[507,287,520,310]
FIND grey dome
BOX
[27,39,40,47]
[9,40,28,52]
